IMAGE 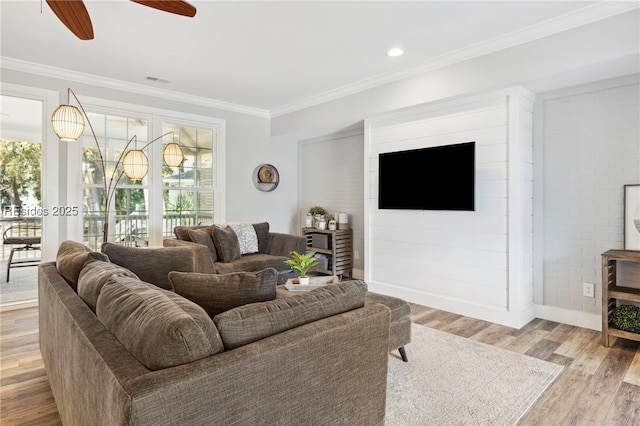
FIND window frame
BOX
[66,96,226,248]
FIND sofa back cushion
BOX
[213,280,368,350]
[77,259,139,312]
[174,225,211,241]
[169,268,278,317]
[96,276,224,370]
[252,222,270,253]
[212,226,241,262]
[101,242,195,290]
[187,228,218,263]
[56,240,109,291]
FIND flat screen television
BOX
[378,141,475,211]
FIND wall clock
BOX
[253,164,279,192]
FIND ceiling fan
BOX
[46,0,197,40]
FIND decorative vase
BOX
[298,276,310,285]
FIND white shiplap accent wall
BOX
[364,87,535,328]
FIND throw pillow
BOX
[213,280,368,350]
[174,225,210,241]
[96,276,224,370]
[252,222,269,253]
[228,223,259,255]
[101,242,195,290]
[188,228,218,262]
[169,268,278,317]
[56,240,109,291]
[212,226,241,263]
[77,258,139,312]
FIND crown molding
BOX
[0,57,271,118]
[270,1,639,118]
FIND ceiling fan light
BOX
[51,104,85,142]
[163,143,184,167]
[122,149,149,180]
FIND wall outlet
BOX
[354,250,360,260]
[583,282,595,298]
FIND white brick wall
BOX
[540,77,640,315]
[299,129,365,276]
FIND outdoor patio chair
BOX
[3,221,41,282]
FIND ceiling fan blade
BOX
[46,0,94,40]
[130,1,197,17]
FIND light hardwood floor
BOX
[2,304,639,425]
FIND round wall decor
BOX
[253,163,279,192]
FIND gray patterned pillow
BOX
[229,223,259,255]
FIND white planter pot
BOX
[298,276,310,285]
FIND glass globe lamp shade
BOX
[51,104,85,142]
[122,149,149,180]
[163,143,184,167]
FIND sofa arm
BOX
[163,239,216,274]
[266,232,306,257]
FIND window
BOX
[162,124,214,237]
[82,113,150,249]
[78,104,224,251]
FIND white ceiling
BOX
[1,1,638,116]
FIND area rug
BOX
[385,323,564,426]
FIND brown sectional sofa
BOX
[39,241,391,425]
[163,222,306,284]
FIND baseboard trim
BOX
[534,304,601,331]
[0,300,38,312]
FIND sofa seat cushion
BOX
[101,242,195,290]
[77,258,139,312]
[214,253,291,275]
[56,240,109,291]
[213,280,368,350]
[168,268,278,317]
[96,276,224,370]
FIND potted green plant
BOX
[284,250,319,285]
[308,206,327,229]
[308,206,326,216]
[611,305,640,334]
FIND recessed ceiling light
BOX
[386,48,404,57]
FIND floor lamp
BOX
[51,88,184,243]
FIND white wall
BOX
[299,127,365,277]
[365,87,534,328]
[533,75,640,329]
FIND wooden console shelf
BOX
[601,249,640,346]
[302,228,352,279]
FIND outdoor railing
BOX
[83,212,210,250]
[1,212,211,258]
